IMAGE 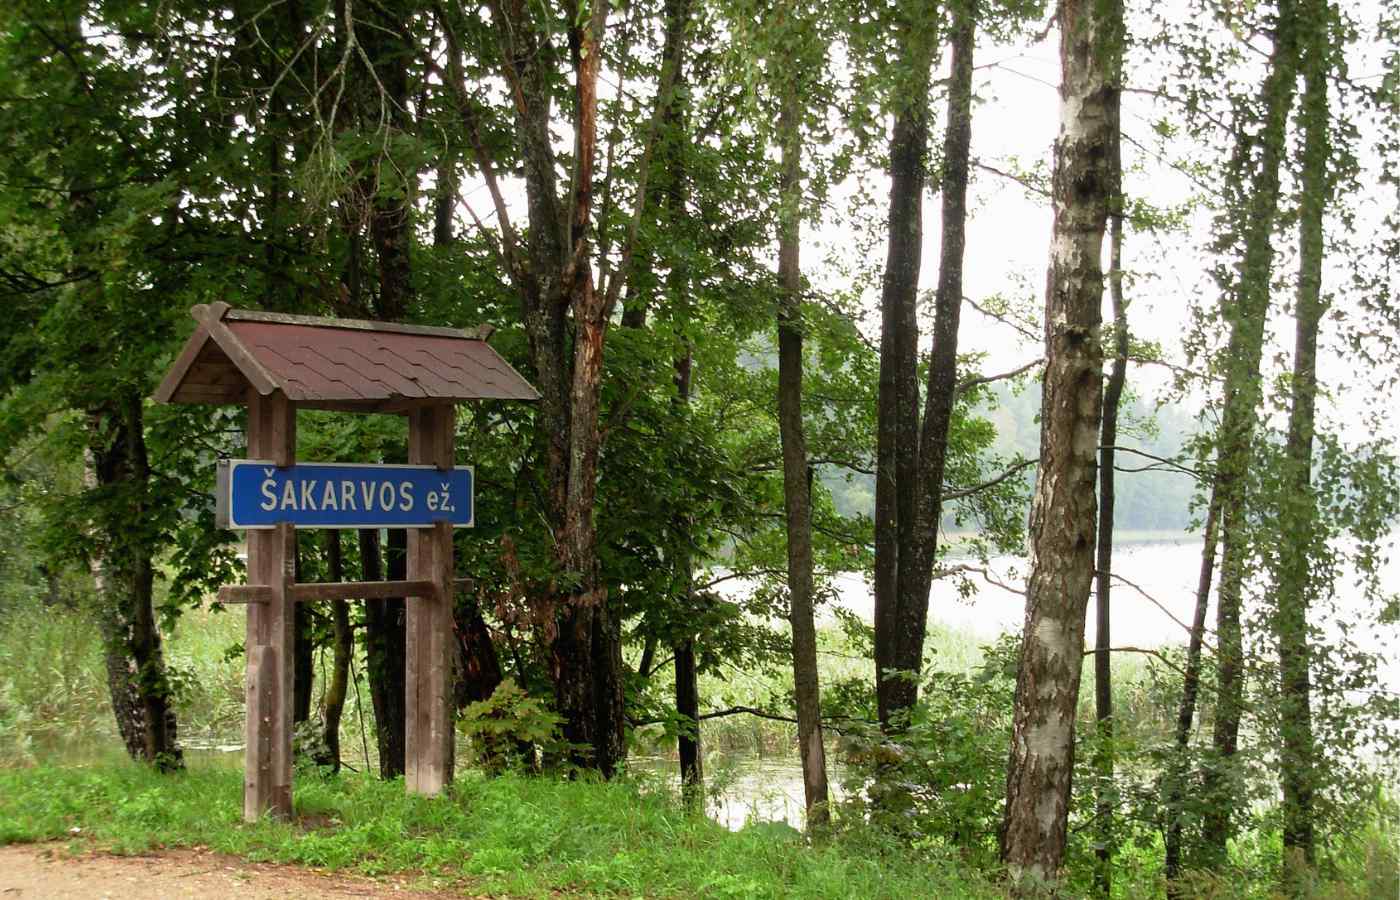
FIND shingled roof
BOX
[154,302,539,411]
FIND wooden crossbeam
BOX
[218,578,473,606]
[292,580,436,602]
[218,585,273,605]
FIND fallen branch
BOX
[629,706,870,736]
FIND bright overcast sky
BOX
[452,2,1397,444]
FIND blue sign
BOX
[218,459,474,530]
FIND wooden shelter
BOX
[156,301,538,821]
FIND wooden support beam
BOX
[218,585,273,605]
[244,390,295,822]
[291,580,436,602]
[204,304,280,397]
[222,578,468,606]
[405,404,456,796]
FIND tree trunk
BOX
[550,0,626,777]
[88,394,182,771]
[349,1,417,783]
[433,158,458,247]
[901,0,977,721]
[873,20,931,729]
[476,0,624,778]
[1000,0,1119,886]
[293,545,314,725]
[455,597,505,710]
[675,637,703,808]
[360,528,406,779]
[776,81,830,828]
[674,342,702,808]
[1278,1,1327,872]
[322,531,352,772]
[1200,0,1300,861]
[361,1,414,324]
[1093,168,1128,898]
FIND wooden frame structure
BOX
[156,303,538,820]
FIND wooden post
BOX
[406,403,456,795]
[244,390,296,821]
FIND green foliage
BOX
[459,678,568,763]
[836,659,1016,865]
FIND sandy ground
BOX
[0,843,473,899]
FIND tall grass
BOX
[0,597,111,764]
[0,596,380,767]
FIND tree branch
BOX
[955,358,1044,399]
[1082,645,1192,681]
[936,562,1026,596]
[965,295,1040,343]
[973,160,1049,197]
[1101,445,1201,479]
[1100,570,1216,651]
[941,458,1037,501]
[433,10,521,277]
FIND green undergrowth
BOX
[0,761,1003,899]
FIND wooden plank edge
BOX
[225,308,477,340]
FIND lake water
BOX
[672,534,1400,829]
[826,535,1397,662]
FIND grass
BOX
[3,590,1395,898]
[0,761,1004,899]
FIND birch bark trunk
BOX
[86,395,182,771]
[1000,0,1119,884]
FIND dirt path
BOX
[0,843,473,899]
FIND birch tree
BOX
[999,0,1120,885]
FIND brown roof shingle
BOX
[155,303,539,410]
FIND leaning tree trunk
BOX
[1199,0,1300,863]
[1277,1,1328,872]
[1163,492,1221,886]
[87,394,182,771]
[1000,0,1119,886]
[775,80,831,828]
